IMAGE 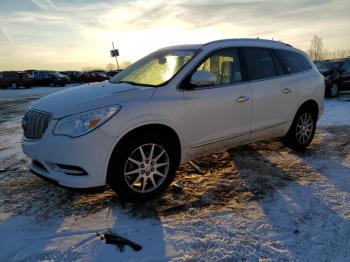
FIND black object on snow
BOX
[97,232,142,252]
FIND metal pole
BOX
[112,42,120,70]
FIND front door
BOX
[182,48,252,156]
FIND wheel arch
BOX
[106,123,182,181]
[297,99,319,119]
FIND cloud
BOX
[0,0,349,70]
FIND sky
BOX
[0,0,349,71]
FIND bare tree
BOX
[106,63,117,72]
[81,66,104,72]
[308,35,323,61]
[121,61,132,68]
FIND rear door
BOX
[182,48,252,156]
[242,48,296,140]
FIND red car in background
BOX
[78,71,110,83]
[0,71,33,89]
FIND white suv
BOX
[22,39,325,201]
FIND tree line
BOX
[307,35,350,61]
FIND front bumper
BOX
[21,121,115,188]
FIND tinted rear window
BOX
[274,49,312,74]
[242,48,277,81]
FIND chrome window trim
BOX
[177,46,313,92]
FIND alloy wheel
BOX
[124,143,170,193]
[330,83,338,97]
[295,112,314,145]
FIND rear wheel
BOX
[107,135,178,201]
[326,83,339,98]
[283,106,317,151]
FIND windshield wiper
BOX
[110,80,156,87]
[111,80,140,86]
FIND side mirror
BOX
[190,70,217,86]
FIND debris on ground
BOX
[97,232,142,252]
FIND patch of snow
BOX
[0,84,82,99]
[318,92,350,127]
[0,209,166,262]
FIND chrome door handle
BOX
[236,96,250,103]
[282,88,293,94]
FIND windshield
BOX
[110,49,198,86]
[316,62,339,71]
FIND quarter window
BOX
[274,49,312,74]
[196,48,242,86]
[242,48,277,81]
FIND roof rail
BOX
[203,38,293,47]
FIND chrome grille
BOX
[22,110,52,139]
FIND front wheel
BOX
[283,106,317,151]
[107,135,178,201]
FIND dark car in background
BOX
[78,71,110,83]
[60,71,82,83]
[315,58,350,97]
[0,71,33,89]
[106,69,123,78]
[33,72,69,87]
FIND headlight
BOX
[53,105,121,137]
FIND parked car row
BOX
[78,70,110,83]
[315,58,350,97]
[0,69,123,89]
[0,71,33,89]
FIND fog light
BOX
[55,164,88,176]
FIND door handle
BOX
[281,88,293,94]
[236,96,250,103]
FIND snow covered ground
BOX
[0,88,349,261]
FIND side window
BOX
[196,48,242,86]
[242,48,277,81]
[0,72,3,79]
[341,62,350,73]
[274,49,312,74]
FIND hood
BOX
[31,82,156,118]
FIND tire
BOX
[25,85,31,89]
[49,82,55,87]
[326,83,339,98]
[282,106,317,151]
[107,134,179,202]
